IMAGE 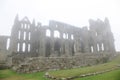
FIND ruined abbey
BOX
[0,15,117,72]
[0,15,115,57]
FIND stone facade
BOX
[0,15,115,57]
[12,53,114,73]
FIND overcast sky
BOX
[0,0,120,51]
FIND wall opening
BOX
[90,46,94,53]
[66,33,68,39]
[28,25,30,29]
[28,44,30,52]
[22,43,26,52]
[54,30,60,38]
[23,32,26,40]
[46,29,51,37]
[63,33,66,39]
[97,43,100,52]
[6,38,10,50]
[71,34,74,40]
[101,43,104,51]
[17,43,20,52]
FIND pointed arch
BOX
[46,29,51,37]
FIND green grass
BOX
[49,55,120,78]
[0,69,48,80]
[74,69,120,80]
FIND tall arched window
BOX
[46,29,51,37]
[28,44,31,52]
[101,43,104,51]
[6,38,10,50]
[63,33,66,39]
[71,34,74,40]
[97,44,100,52]
[91,46,94,53]
[66,33,68,39]
[17,43,20,52]
[54,30,60,38]
[22,43,26,52]
[23,32,26,40]
[28,25,30,29]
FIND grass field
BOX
[0,68,120,80]
[74,69,120,80]
[0,54,120,80]
[0,69,48,80]
[49,55,120,78]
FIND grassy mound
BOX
[74,69,120,80]
[0,69,48,80]
[48,54,120,78]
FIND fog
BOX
[0,0,120,51]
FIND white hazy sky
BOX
[0,0,120,51]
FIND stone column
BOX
[50,30,55,55]
[60,32,63,56]
[93,43,97,53]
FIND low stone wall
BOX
[0,51,11,69]
[0,51,8,63]
[45,65,120,80]
[11,53,115,73]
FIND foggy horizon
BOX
[0,0,120,51]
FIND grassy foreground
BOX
[49,55,120,78]
[0,69,48,80]
[0,54,120,80]
[0,69,120,80]
[74,69,120,80]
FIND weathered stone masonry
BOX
[0,15,115,57]
[12,53,114,73]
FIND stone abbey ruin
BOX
[0,15,115,56]
[0,15,116,72]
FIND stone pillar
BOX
[93,43,97,53]
[60,32,63,56]
[50,30,55,55]
[25,43,28,53]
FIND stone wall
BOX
[11,53,115,73]
[0,51,10,69]
[0,36,10,63]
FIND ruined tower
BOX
[89,18,115,53]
